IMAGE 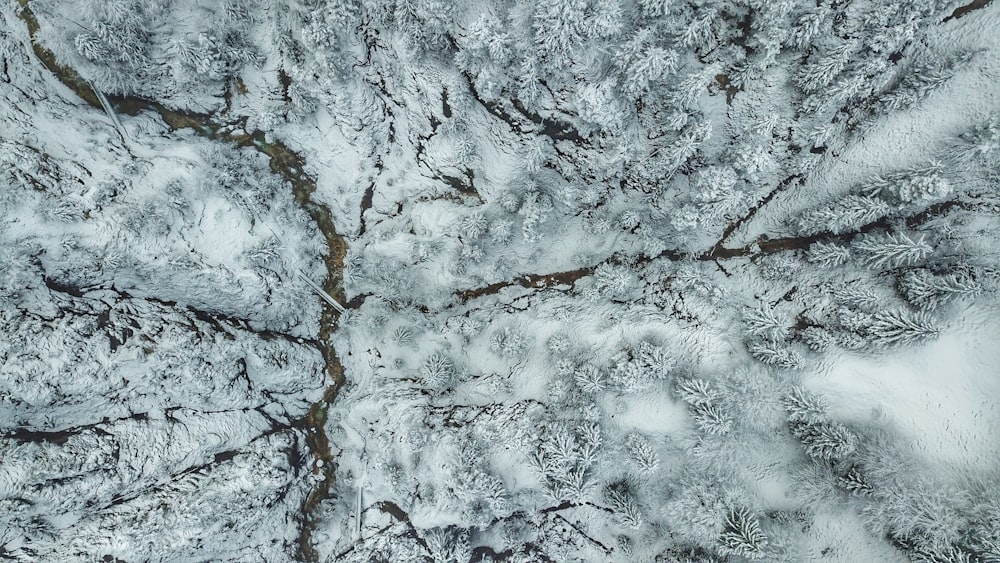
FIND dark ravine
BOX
[455,196,964,304]
[14,2,346,561]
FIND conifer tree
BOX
[807,241,851,267]
[719,506,768,559]
[852,232,932,269]
[797,195,891,235]
[868,309,941,346]
[898,269,980,310]
[792,420,858,461]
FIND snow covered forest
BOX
[2,0,1000,560]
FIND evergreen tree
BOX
[532,0,587,65]
[625,433,660,476]
[593,263,637,299]
[606,481,644,529]
[838,466,874,496]
[691,403,733,435]
[852,232,933,269]
[807,241,851,267]
[792,420,858,461]
[420,351,456,389]
[675,377,719,407]
[798,195,892,235]
[747,341,802,369]
[948,115,1000,165]
[898,269,980,310]
[742,306,789,341]
[719,506,768,559]
[868,309,941,346]
[794,39,855,93]
[782,386,828,424]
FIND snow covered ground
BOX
[809,299,1000,472]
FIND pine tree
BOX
[665,122,712,170]
[691,403,733,435]
[606,482,644,529]
[797,195,891,235]
[793,421,858,461]
[786,7,829,49]
[533,0,587,64]
[614,30,673,97]
[675,378,719,407]
[948,115,1000,165]
[490,327,528,359]
[868,309,941,346]
[800,326,837,352]
[743,306,789,341]
[833,283,882,310]
[625,433,660,476]
[852,232,932,269]
[782,386,828,424]
[838,466,874,496]
[460,211,488,240]
[594,263,637,299]
[879,53,974,114]
[574,364,606,394]
[420,351,455,388]
[747,341,802,369]
[898,269,980,310]
[807,242,851,267]
[893,174,952,205]
[719,507,768,559]
[795,39,855,93]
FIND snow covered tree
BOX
[897,269,980,310]
[747,341,803,369]
[948,115,1000,165]
[794,39,855,93]
[612,29,679,99]
[867,309,941,346]
[852,232,933,269]
[862,168,953,207]
[606,480,644,529]
[607,341,674,393]
[675,377,720,407]
[690,402,733,435]
[490,326,528,359]
[574,363,606,394]
[625,433,660,476]
[420,351,456,389]
[807,241,852,267]
[797,195,892,235]
[833,283,883,310]
[593,263,638,299]
[742,306,789,341]
[675,377,733,434]
[529,423,602,504]
[838,465,875,496]
[878,52,975,114]
[532,0,587,66]
[719,506,768,559]
[424,527,471,563]
[792,420,858,461]
[800,326,838,352]
[782,386,828,425]
[785,7,830,49]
